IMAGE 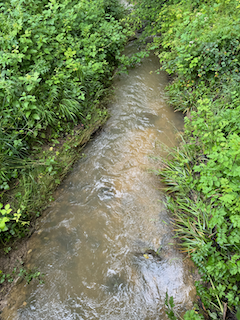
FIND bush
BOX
[0,0,133,242]
[0,0,130,189]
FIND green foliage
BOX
[0,0,132,242]
[159,96,240,312]
[128,0,167,48]
[156,0,240,113]
[157,0,240,79]
[165,292,178,320]
[0,203,29,237]
[17,267,44,284]
[0,204,13,232]
[0,0,131,191]
[184,310,203,320]
[164,293,204,320]
[0,265,44,285]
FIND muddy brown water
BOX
[2,46,196,320]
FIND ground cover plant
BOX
[0,0,133,249]
[131,0,240,318]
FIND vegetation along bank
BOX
[131,0,240,318]
[0,0,136,295]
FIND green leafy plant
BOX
[0,0,131,189]
[0,266,44,285]
[17,267,44,284]
[165,292,204,320]
[0,0,134,243]
[0,203,29,235]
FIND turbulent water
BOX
[2,45,196,320]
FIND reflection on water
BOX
[2,46,196,320]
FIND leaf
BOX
[236,307,240,320]
[26,111,31,119]
[220,193,235,204]
[44,48,50,54]
[169,296,175,308]
[32,114,40,120]
[0,217,10,231]
[26,85,33,92]
[230,215,240,228]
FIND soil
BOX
[0,238,29,313]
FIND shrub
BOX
[0,0,131,190]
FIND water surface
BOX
[2,47,195,320]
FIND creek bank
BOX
[130,0,240,318]
[0,113,108,311]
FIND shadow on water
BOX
[2,44,196,320]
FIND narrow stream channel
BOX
[2,45,196,320]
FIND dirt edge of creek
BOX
[0,115,108,315]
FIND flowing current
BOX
[2,46,196,320]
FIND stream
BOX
[2,44,196,320]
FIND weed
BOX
[165,292,203,320]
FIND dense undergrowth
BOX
[132,0,240,319]
[0,0,133,244]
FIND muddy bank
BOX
[0,117,107,313]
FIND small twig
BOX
[223,302,227,320]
